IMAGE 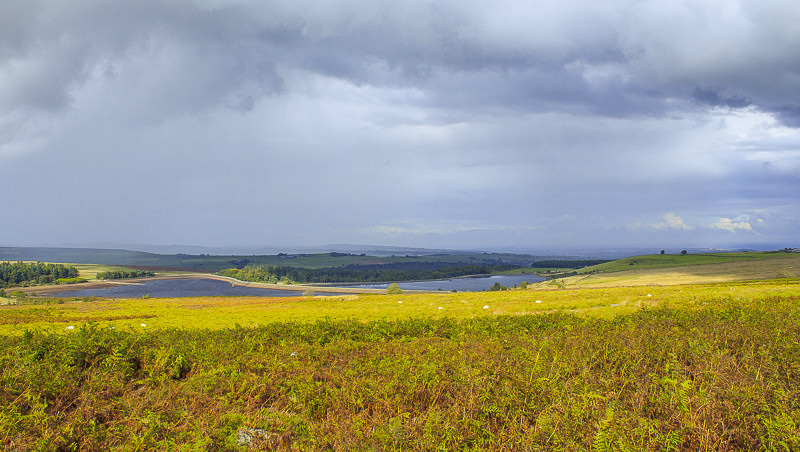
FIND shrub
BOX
[55,278,87,285]
[489,282,507,291]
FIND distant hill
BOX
[0,247,541,272]
[0,247,154,266]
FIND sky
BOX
[1,0,799,252]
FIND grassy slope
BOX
[534,252,800,288]
[578,251,795,273]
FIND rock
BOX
[236,428,272,447]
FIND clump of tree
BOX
[489,282,508,291]
[217,263,517,284]
[96,270,155,280]
[0,262,79,288]
[386,283,403,294]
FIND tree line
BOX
[95,270,155,280]
[218,263,518,284]
[0,261,79,288]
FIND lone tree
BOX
[660,250,665,255]
[386,283,403,294]
[680,250,688,255]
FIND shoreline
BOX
[7,271,541,298]
[9,274,421,297]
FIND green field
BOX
[0,252,798,450]
[534,252,800,289]
[578,251,797,274]
[70,264,158,280]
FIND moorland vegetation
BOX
[1,288,798,450]
[0,251,798,450]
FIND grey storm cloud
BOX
[2,0,800,123]
[1,0,799,249]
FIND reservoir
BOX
[53,278,338,298]
[52,274,545,298]
[342,274,544,292]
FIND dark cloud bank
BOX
[1,0,798,250]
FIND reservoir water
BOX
[52,274,545,298]
[54,278,337,298]
[342,274,544,292]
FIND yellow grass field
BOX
[2,277,798,335]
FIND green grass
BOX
[538,252,800,289]
[579,251,795,274]
[502,251,799,281]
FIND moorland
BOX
[0,249,798,450]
